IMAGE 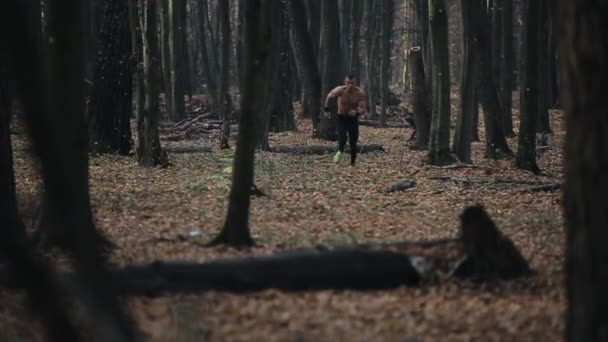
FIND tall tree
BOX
[218,0,231,149]
[132,0,165,166]
[3,0,135,338]
[453,0,479,163]
[210,0,273,247]
[501,0,515,136]
[88,0,133,155]
[536,0,551,135]
[318,0,342,141]
[515,0,539,173]
[427,0,455,166]
[349,0,364,76]
[197,0,219,108]
[268,1,296,134]
[365,0,379,119]
[166,0,187,121]
[558,1,608,340]
[379,0,394,127]
[288,0,322,137]
[473,0,513,159]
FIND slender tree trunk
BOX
[453,0,478,163]
[515,0,539,173]
[268,2,296,133]
[340,0,352,68]
[89,0,133,155]
[409,46,431,150]
[197,0,218,108]
[473,0,513,159]
[427,0,455,166]
[166,0,186,121]
[501,0,514,136]
[379,0,394,127]
[349,0,363,77]
[236,0,244,88]
[305,0,321,70]
[536,0,551,134]
[136,0,166,167]
[218,0,231,149]
[557,1,608,340]
[288,0,321,136]
[365,0,378,119]
[318,0,342,141]
[210,0,273,247]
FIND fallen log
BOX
[358,120,411,128]
[429,176,555,187]
[517,183,562,193]
[0,206,530,296]
[164,145,213,154]
[270,144,385,155]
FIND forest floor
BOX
[3,104,564,341]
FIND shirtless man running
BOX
[324,74,367,166]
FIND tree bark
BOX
[88,0,133,155]
[515,0,540,174]
[473,0,513,159]
[557,1,608,340]
[166,0,186,121]
[218,0,231,149]
[318,0,342,141]
[452,0,478,163]
[379,0,394,127]
[365,0,379,119]
[135,0,165,167]
[501,0,515,136]
[427,0,455,166]
[288,0,322,137]
[210,0,273,247]
[349,0,364,76]
[536,0,551,134]
[409,47,431,150]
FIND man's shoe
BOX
[334,151,344,163]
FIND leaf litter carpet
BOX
[4,114,564,341]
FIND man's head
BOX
[344,73,357,90]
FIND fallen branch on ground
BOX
[517,183,562,193]
[164,145,213,154]
[358,120,411,128]
[429,176,554,187]
[270,144,385,155]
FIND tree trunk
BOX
[268,2,296,133]
[557,1,608,340]
[288,0,322,137]
[349,0,364,76]
[409,47,431,150]
[515,0,539,173]
[500,0,514,136]
[536,0,551,134]
[339,0,352,68]
[197,0,219,109]
[473,0,513,159]
[0,69,24,238]
[365,0,378,119]
[3,0,135,338]
[236,0,244,88]
[379,0,394,127]
[88,0,133,155]
[427,0,455,166]
[136,0,166,167]
[218,0,231,149]
[452,0,478,163]
[305,0,321,70]
[166,0,186,121]
[210,0,272,247]
[318,0,342,141]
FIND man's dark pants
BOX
[336,114,359,165]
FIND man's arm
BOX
[324,86,345,108]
